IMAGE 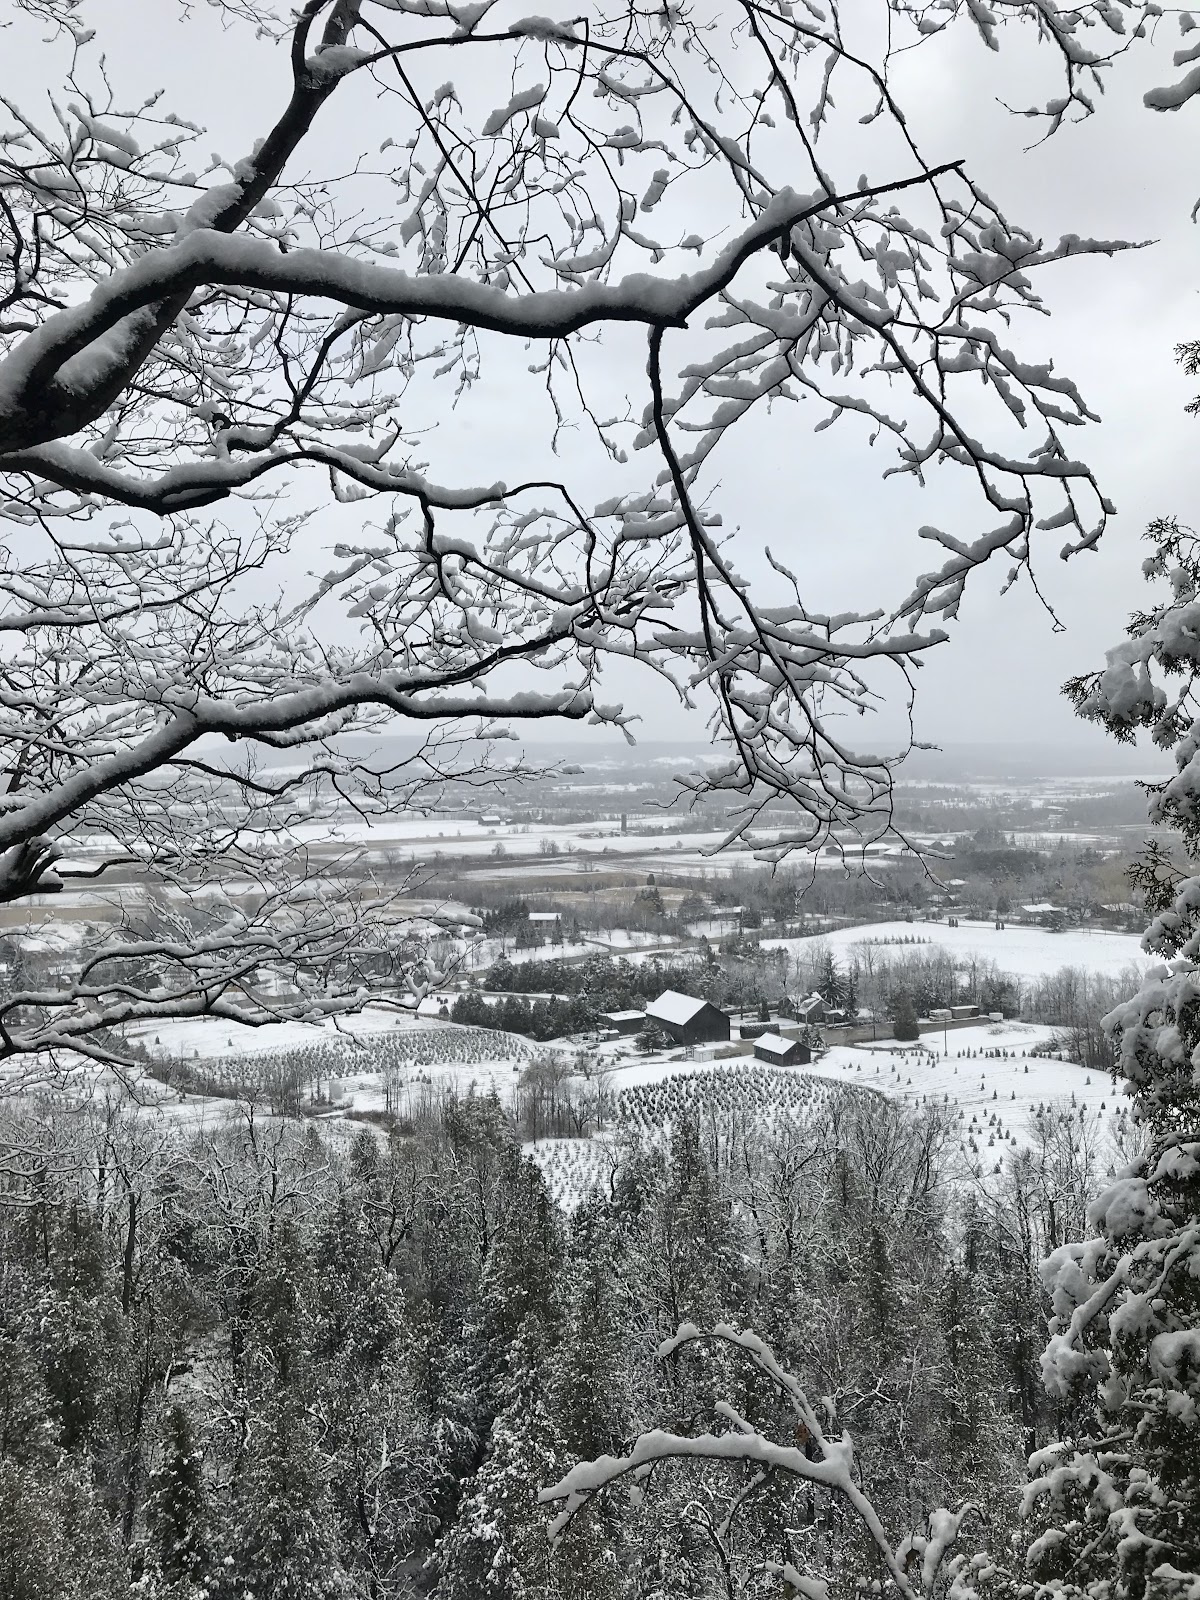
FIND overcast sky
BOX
[609,18,1200,759]
[10,3,1198,769]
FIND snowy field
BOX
[523,1024,1117,1206]
[590,1019,1113,1139]
[763,919,1149,981]
[7,1011,1123,1208]
[279,813,912,872]
[802,1019,1123,1176]
[126,1003,457,1061]
[527,1136,618,1208]
[4,1008,548,1134]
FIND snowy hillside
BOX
[764,919,1148,981]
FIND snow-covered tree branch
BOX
[540,1321,991,1598]
[0,0,1179,1058]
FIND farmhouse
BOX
[598,1009,644,1037]
[645,990,730,1047]
[794,993,826,1024]
[753,1033,811,1067]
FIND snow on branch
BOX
[540,1322,984,1598]
[0,0,1165,1054]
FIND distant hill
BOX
[251,729,1156,784]
[897,741,1155,782]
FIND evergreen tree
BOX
[0,1458,130,1600]
[1022,503,1200,1599]
[548,1201,630,1465]
[436,1319,621,1600]
[146,1403,208,1592]
[816,950,848,1009]
[472,1151,562,1389]
[938,1206,1021,1502]
[216,1397,352,1600]
[889,990,920,1042]
[1018,972,1200,1600]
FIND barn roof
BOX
[646,989,713,1026]
[754,1032,795,1057]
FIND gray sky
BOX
[10,3,1198,768]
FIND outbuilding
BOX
[645,990,730,1047]
[753,1033,811,1067]
[598,1009,644,1037]
[794,993,826,1024]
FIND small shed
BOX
[754,1033,811,1066]
[599,1009,644,1037]
[950,1004,977,1020]
[645,990,730,1047]
[528,910,561,924]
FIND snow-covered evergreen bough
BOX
[0,0,1176,1074]
[1014,517,1200,1600]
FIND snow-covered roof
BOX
[754,1032,796,1057]
[528,911,561,921]
[601,1009,644,1023]
[646,989,713,1026]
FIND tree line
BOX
[0,1075,1128,1600]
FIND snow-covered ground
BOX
[763,919,1149,981]
[523,1021,1116,1205]
[279,813,913,871]
[802,1019,1123,1175]
[126,1003,454,1061]
[8,1010,1120,1205]
[527,1136,617,1208]
[290,816,758,859]
[3,1011,548,1134]
[588,1019,1111,1130]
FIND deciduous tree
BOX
[0,0,1169,1071]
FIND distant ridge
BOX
[898,740,1154,782]
[255,730,1156,784]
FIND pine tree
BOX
[146,1403,208,1591]
[0,1458,131,1600]
[436,1319,621,1600]
[1018,971,1200,1600]
[938,1206,1021,1502]
[548,1201,630,1465]
[467,1150,564,1428]
[817,951,848,1009]
[216,1396,352,1600]
[890,991,920,1042]
[1023,504,1200,1599]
